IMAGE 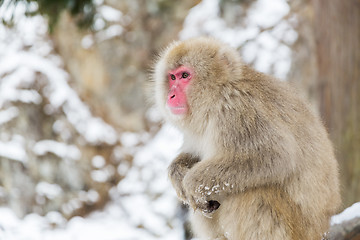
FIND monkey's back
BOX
[213,65,341,237]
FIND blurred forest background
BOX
[0,0,359,239]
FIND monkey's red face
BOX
[167,66,193,115]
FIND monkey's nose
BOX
[170,94,176,99]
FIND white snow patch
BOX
[93,5,124,41]
[98,5,123,22]
[81,35,95,49]
[93,17,106,31]
[96,25,123,42]
[180,0,259,47]
[45,211,67,227]
[61,199,83,216]
[78,190,99,203]
[331,202,360,225]
[0,67,42,108]
[120,131,141,147]
[247,0,289,28]
[0,107,19,125]
[33,140,81,160]
[180,0,295,80]
[91,155,106,168]
[52,120,72,141]
[36,182,63,199]
[0,135,27,163]
[117,161,130,175]
[272,20,298,45]
[91,168,112,182]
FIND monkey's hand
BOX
[168,153,200,203]
[182,163,227,212]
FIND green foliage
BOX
[1,0,96,31]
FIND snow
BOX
[81,35,95,49]
[1,4,185,238]
[91,165,116,183]
[92,3,125,42]
[96,25,124,42]
[36,182,63,200]
[247,0,289,28]
[1,13,182,227]
[1,51,118,145]
[0,135,27,163]
[180,0,297,80]
[98,5,123,22]
[0,107,19,125]
[91,155,106,168]
[78,190,100,204]
[0,1,352,239]
[34,140,81,161]
[0,1,118,146]
[0,66,42,108]
[120,131,141,147]
[331,202,360,225]
[117,160,131,175]
[0,124,184,240]
[1,199,358,240]
[52,120,72,141]
[93,17,106,31]
[272,20,299,45]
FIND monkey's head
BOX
[153,37,242,125]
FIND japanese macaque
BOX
[152,37,341,240]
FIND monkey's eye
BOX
[182,72,189,78]
[170,74,176,80]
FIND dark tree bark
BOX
[329,217,360,240]
[313,0,360,208]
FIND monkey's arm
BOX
[182,145,298,210]
[168,153,200,202]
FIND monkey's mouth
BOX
[169,106,187,115]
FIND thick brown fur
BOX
[153,37,341,240]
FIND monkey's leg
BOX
[218,187,311,240]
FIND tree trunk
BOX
[313,0,360,208]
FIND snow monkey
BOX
[152,37,341,240]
